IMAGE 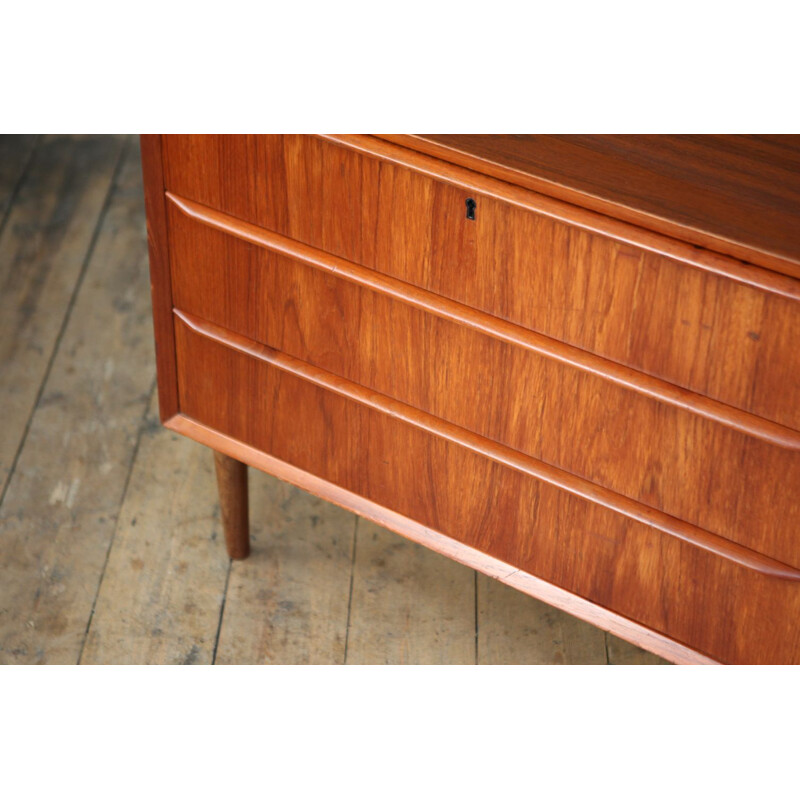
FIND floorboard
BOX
[606,633,669,665]
[0,135,124,499]
[345,519,476,664]
[0,138,154,664]
[215,474,356,664]
[477,574,608,664]
[81,392,229,664]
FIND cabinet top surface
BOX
[389,134,800,276]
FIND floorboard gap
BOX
[211,560,233,665]
[342,516,359,665]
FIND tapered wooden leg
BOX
[213,450,250,559]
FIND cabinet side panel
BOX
[140,134,179,419]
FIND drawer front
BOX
[162,134,800,431]
[173,315,800,665]
[167,201,800,569]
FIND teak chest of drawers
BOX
[141,134,800,665]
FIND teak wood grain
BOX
[141,134,800,664]
[174,310,799,582]
[378,135,800,280]
[161,135,800,433]
[167,193,800,451]
[171,317,799,664]
[166,203,800,570]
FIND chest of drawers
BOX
[141,134,800,664]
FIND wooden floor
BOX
[0,135,666,665]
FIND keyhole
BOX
[465,198,476,220]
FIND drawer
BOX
[162,134,800,431]
[173,313,800,665]
[167,199,800,569]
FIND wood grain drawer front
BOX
[162,134,800,432]
[172,315,800,665]
[167,201,800,571]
